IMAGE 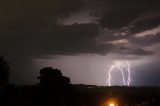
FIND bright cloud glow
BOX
[107,39,128,45]
[135,26,160,38]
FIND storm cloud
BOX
[0,0,160,85]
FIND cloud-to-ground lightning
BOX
[107,65,114,86]
[126,61,131,86]
[107,61,132,86]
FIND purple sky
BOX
[0,0,160,86]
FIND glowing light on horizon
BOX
[100,98,118,106]
[109,103,115,106]
[107,60,132,86]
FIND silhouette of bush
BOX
[37,67,72,105]
[0,56,10,86]
[38,67,70,87]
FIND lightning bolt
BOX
[107,60,132,86]
[126,61,132,86]
[117,61,126,85]
[107,65,114,86]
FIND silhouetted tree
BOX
[37,67,72,105]
[0,56,10,86]
[38,67,62,86]
[38,67,71,87]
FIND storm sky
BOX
[1,0,160,86]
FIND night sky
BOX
[1,0,160,86]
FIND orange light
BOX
[109,103,115,106]
[100,98,118,106]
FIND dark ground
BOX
[0,84,160,106]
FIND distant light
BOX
[101,98,118,106]
[109,103,115,106]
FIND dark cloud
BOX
[0,0,85,57]
[0,22,116,57]
[93,0,158,29]
[100,0,151,10]
[37,23,101,55]
[0,0,159,57]
[36,23,115,55]
[98,10,142,29]
[130,17,160,33]
[0,0,83,28]
[113,48,154,56]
